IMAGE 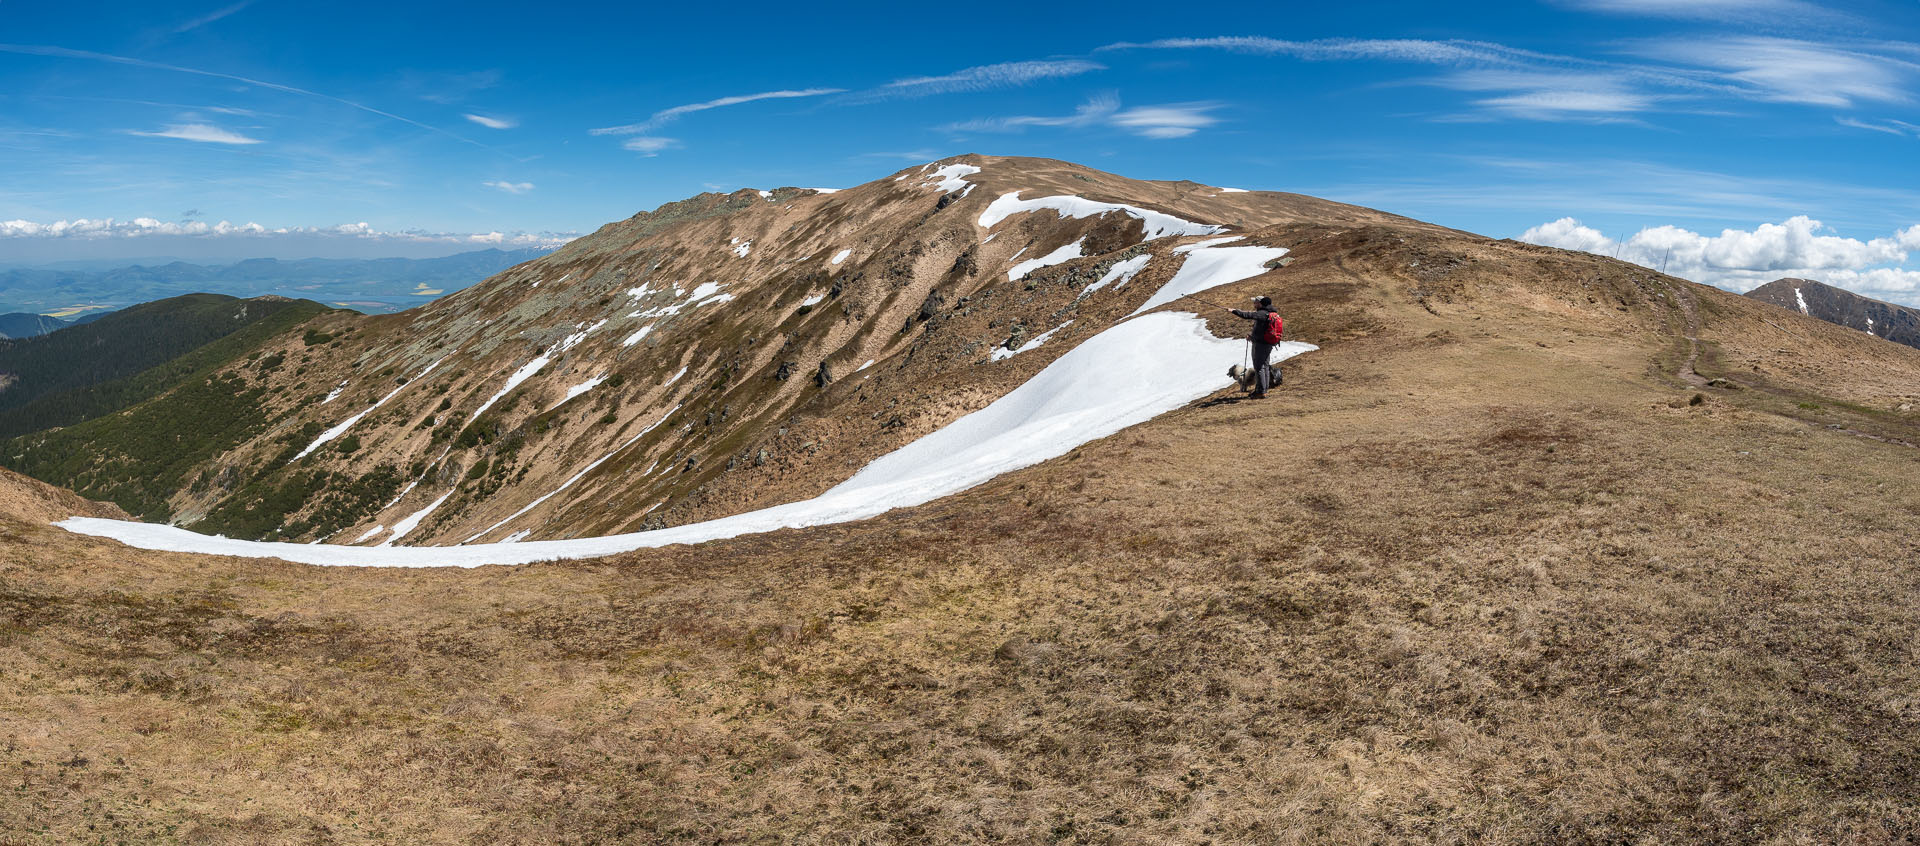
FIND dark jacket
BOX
[1230,307,1280,344]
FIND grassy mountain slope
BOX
[0,312,68,338]
[0,293,330,422]
[1,159,1918,841]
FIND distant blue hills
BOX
[0,247,551,325]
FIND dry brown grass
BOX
[5,223,1920,844]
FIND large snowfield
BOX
[58,236,1311,568]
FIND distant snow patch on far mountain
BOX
[730,238,752,257]
[1009,238,1085,281]
[979,192,1225,241]
[1218,187,1250,193]
[831,249,852,265]
[622,324,654,347]
[551,374,608,410]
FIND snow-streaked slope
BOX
[1130,241,1288,317]
[979,192,1225,241]
[295,357,446,460]
[991,321,1072,361]
[1009,238,1085,281]
[58,312,1314,567]
[1083,255,1151,297]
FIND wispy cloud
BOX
[0,216,575,248]
[0,43,493,151]
[464,113,517,130]
[1630,37,1917,108]
[126,122,262,144]
[483,180,534,194]
[1553,0,1844,24]
[621,136,677,156]
[170,0,253,34]
[590,88,843,136]
[875,59,1105,99]
[1836,116,1917,136]
[942,94,1222,139]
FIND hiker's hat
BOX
[1254,295,1272,308]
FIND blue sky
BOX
[4,0,1920,301]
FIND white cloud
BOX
[463,113,517,129]
[1556,0,1840,23]
[126,122,262,144]
[169,0,253,34]
[942,95,1221,139]
[1521,215,1920,302]
[483,180,533,194]
[620,136,677,156]
[1631,37,1914,108]
[0,216,574,248]
[859,59,1104,102]
[590,88,843,136]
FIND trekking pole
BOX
[1175,292,1233,311]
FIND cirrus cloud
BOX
[125,122,261,144]
[483,180,534,194]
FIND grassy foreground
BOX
[4,238,1920,843]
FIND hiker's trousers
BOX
[1250,342,1273,393]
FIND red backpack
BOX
[1259,312,1284,344]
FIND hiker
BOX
[1228,296,1283,399]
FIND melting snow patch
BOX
[857,359,875,372]
[352,524,386,543]
[921,163,981,193]
[551,374,608,410]
[321,381,348,404]
[56,311,1312,566]
[991,321,1072,361]
[830,249,852,265]
[463,411,672,542]
[500,530,531,543]
[1867,315,1876,334]
[622,324,654,347]
[1009,238,1085,281]
[1795,287,1810,315]
[1082,255,1152,297]
[1218,187,1250,194]
[664,365,688,386]
[730,238,752,258]
[756,189,772,199]
[470,354,552,422]
[808,187,841,194]
[296,356,446,459]
[801,294,825,307]
[1130,240,1289,317]
[979,192,1225,241]
[381,491,452,546]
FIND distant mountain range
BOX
[1746,277,1920,351]
[0,247,552,316]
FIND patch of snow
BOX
[56,311,1313,567]
[351,524,386,543]
[830,249,852,265]
[980,192,1225,241]
[664,366,688,386]
[321,381,348,404]
[808,187,841,194]
[1866,315,1876,334]
[1174,236,1245,253]
[991,321,1073,361]
[1217,187,1249,193]
[1795,287,1810,315]
[801,294,825,307]
[857,359,875,372]
[756,189,772,199]
[730,238,752,258]
[380,491,452,546]
[687,281,724,301]
[982,233,997,244]
[622,324,654,347]
[1009,246,1028,260]
[1082,255,1151,297]
[921,163,980,193]
[463,411,672,542]
[550,374,608,410]
[469,354,552,422]
[500,530,531,543]
[626,284,653,300]
[1009,238,1085,281]
[1129,241,1289,317]
[296,356,446,460]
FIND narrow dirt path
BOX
[1662,278,1709,387]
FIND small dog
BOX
[1228,364,1283,392]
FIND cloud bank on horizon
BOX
[1,0,1916,301]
